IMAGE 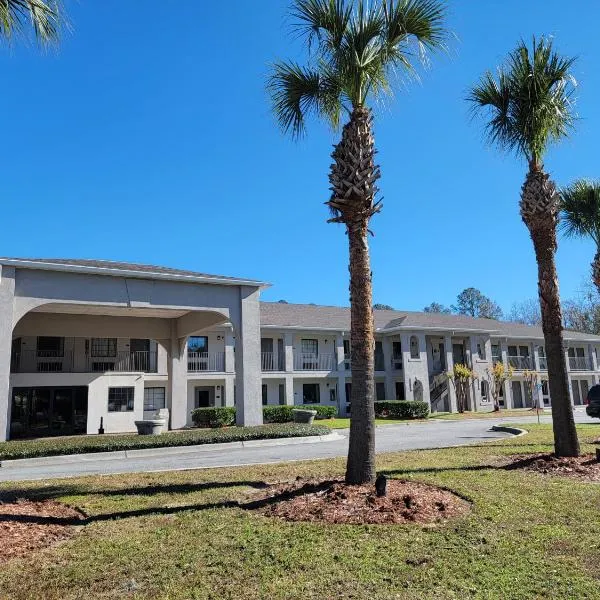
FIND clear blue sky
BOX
[1,1,598,313]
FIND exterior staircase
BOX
[429,373,449,413]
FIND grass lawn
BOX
[1,423,600,599]
[430,408,547,420]
[0,423,330,461]
[325,417,420,428]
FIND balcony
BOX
[293,353,335,371]
[11,350,158,374]
[538,356,548,370]
[431,358,446,373]
[569,356,590,371]
[261,352,285,372]
[187,351,225,373]
[507,355,533,370]
[492,354,502,365]
[391,356,403,370]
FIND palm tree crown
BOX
[469,37,576,171]
[268,0,447,138]
[0,0,61,43]
[561,180,600,245]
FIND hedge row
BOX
[191,405,338,427]
[374,400,429,419]
[0,423,331,461]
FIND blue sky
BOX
[1,1,598,313]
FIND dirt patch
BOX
[247,478,470,525]
[0,499,84,563]
[505,453,600,482]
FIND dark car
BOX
[585,384,600,418]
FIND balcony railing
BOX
[431,358,446,373]
[187,351,225,373]
[375,355,385,371]
[492,354,502,365]
[538,357,548,370]
[293,353,335,371]
[569,356,590,371]
[391,356,403,370]
[11,351,158,374]
[507,355,533,370]
[261,352,285,371]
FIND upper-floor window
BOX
[91,338,117,358]
[37,336,64,357]
[477,338,487,360]
[301,339,318,356]
[410,336,419,359]
[392,341,402,359]
[188,336,208,354]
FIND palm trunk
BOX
[327,107,380,485]
[521,167,579,457]
[592,250,600,295]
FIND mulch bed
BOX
[505,453,600,482]
[248,478,470,525]
[0,500,84,563]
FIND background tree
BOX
[423,301,451,314]
[560,180,600,293]
[0,0,61,43]
[485,362,513,411]
[447,363,476,413]
[506,299,542,325]
[469,37,580,457]
[452,287,503,319]
[562,284,600,335]
[269,0,447,484]
[373,303,394,310]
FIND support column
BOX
[444,335,457,413]
[501,340,513,409]
[284,374,294,406]
[284,332,294,373]
[0,266,15,442]
[232,287,262,426]
[383,337,395,400]
[224,375,235,407]
[168,324,188,430]
[335,333,347,415]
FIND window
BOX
[91,338,117,358]
[330,388,337,402]
[262,384,268,405]
[301,339,318,356]
[278,384,285,405]
[376,382,386,401]
[144,387,165,412]
[37,336,64,357]
[188,336,208,353]
[303,383,320,404]
[410,336,419,359]
[392,341,402,359]
[108,387,134,412]
[343,339,351,370]
[478,339,487,360]
[395,381,405,400]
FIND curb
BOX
[0,431,344,469]
[490,425,529,437]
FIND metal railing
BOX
[507,355,533,370]
[293,353,335,371]
[492,354,502,365]
[538,356,548,370]
[11,350,158,373]
[391,356,403,370]
[261,352,285,371]
[187,351,226,373]
[569,356,590,371]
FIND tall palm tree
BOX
[0,0,60,43]
[469,37,580,457]
[269,0,447,484]
[561,180,600,293]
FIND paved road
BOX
[1,410,596,482]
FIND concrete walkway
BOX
[1,409,596,482]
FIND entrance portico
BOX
[0,258,268,441]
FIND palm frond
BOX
[560,180,600,246]
[292,0,351,52]
[268,61,343,137]
[0,0,60,43]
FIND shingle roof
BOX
[0,258,267,286]
[259,302,600,342]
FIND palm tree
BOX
[0,0,61,43]
[561,180,600,293]
[469,37,580,457]
[269,0,447,484]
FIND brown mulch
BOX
[504,453,600,482]
[0,499,85,563]
[248,478,470,525]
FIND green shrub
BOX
[373,400,429,420]
[300,404,338,419]
[0,424,331,461]
[263,405,294,423]
[191,407,236,428]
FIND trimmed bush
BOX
[0,424,331,461]
[263,405,295,423]
[374,400,429,420]
[301,404,338,419]
[191,407,236,428]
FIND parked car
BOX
[585,384,600,418]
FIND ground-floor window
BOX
[108,387,135,412]
[303,383,320,404]
[144,387,165,412]
[262,384,268,405]
[395,381,405,400]
[278,384,285,405]
[376,382,386,401]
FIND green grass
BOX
[1,423,600,599]
[0,424,330,461]
[326,418,420,429]
[430,408,546,420]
